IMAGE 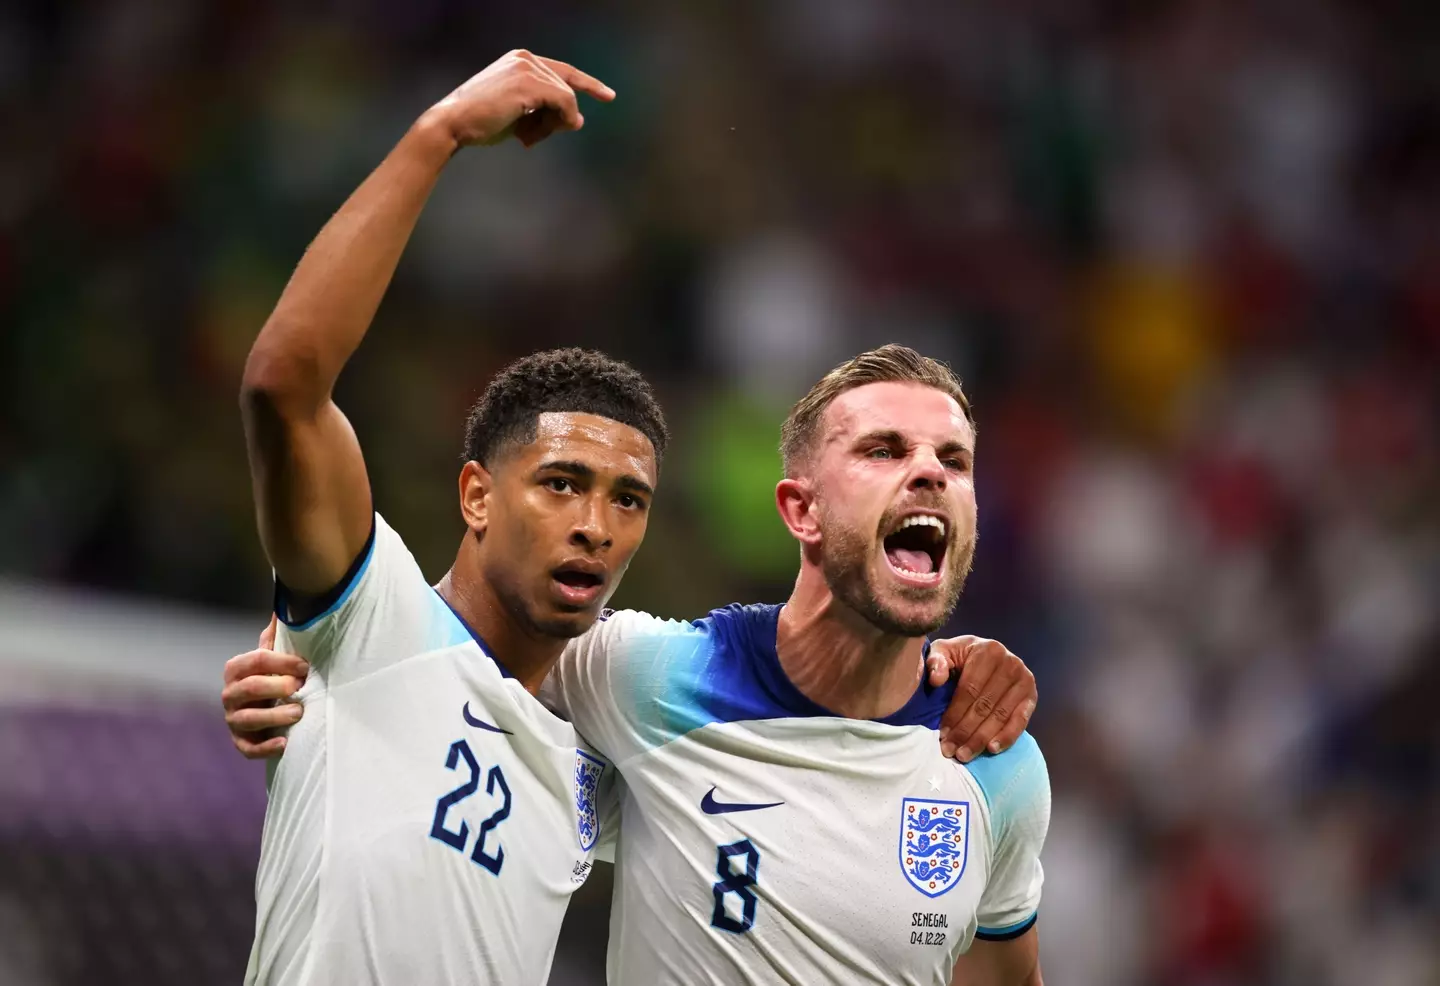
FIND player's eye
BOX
[616,493,645,511]
[942,457,969,472]
[867,448,893,460]
[544,477,575,494]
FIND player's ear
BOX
[459,460,493,536]
[775,477,821,547]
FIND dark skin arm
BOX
[241,51,614,599]
[925,636,1038,760]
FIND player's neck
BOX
[434,567,566,696]
[776,569,927,721]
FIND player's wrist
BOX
[407,109,462,164]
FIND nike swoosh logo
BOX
[701,786,784,815]
[462,702,512,735]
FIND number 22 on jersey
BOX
[429,739,512,874]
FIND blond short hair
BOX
[779,345,975,477]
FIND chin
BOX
[870,602,950,637]
[864,568,967,637]
[528,608,601,640]
[824,542,969,638]
[838,581,951,637]
[875,557,972,636]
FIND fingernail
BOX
[941,742,956,759]
[285,705,303,722]
[602,85,616,98]
[989,739,1001,754]
[957,746,973,762]
[296,661,310,675]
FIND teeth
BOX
[898,515,946,538]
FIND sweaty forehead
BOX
[822,381,974,449]
[520,411,657,478]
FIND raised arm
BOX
[240,50,614,605]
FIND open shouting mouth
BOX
[881,512,948,586]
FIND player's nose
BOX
[569,495,613,550]
[907,447,947,492]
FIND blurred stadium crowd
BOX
[2,1,1437,984]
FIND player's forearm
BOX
[242,50,611,413]
[241,114,456,415]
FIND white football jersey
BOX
[547,604,1049,986]
[246,514,616,986]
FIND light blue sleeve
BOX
[966,732,1051,940]
[549,610,712,766]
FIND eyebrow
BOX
[852,431,973,457]
[537,459,655,498]
[853,430,905,448]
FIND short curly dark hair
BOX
[462,348,669,469]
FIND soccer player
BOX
[547,347,1049,985]
[230,48,1039,986]
[235,50,652,985]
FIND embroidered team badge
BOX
[574,750,606,852]
[899,798,970,897]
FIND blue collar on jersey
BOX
[694,603,957,730]
[433,590,516,680]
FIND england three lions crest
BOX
[574,750,606,852]
[899,798,970,898]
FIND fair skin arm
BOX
[222,617,302,757]
[951,929,1042,986]
[241,50,613,599]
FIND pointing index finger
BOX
[537,57,615,101]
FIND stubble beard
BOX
[820,517,976,637]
